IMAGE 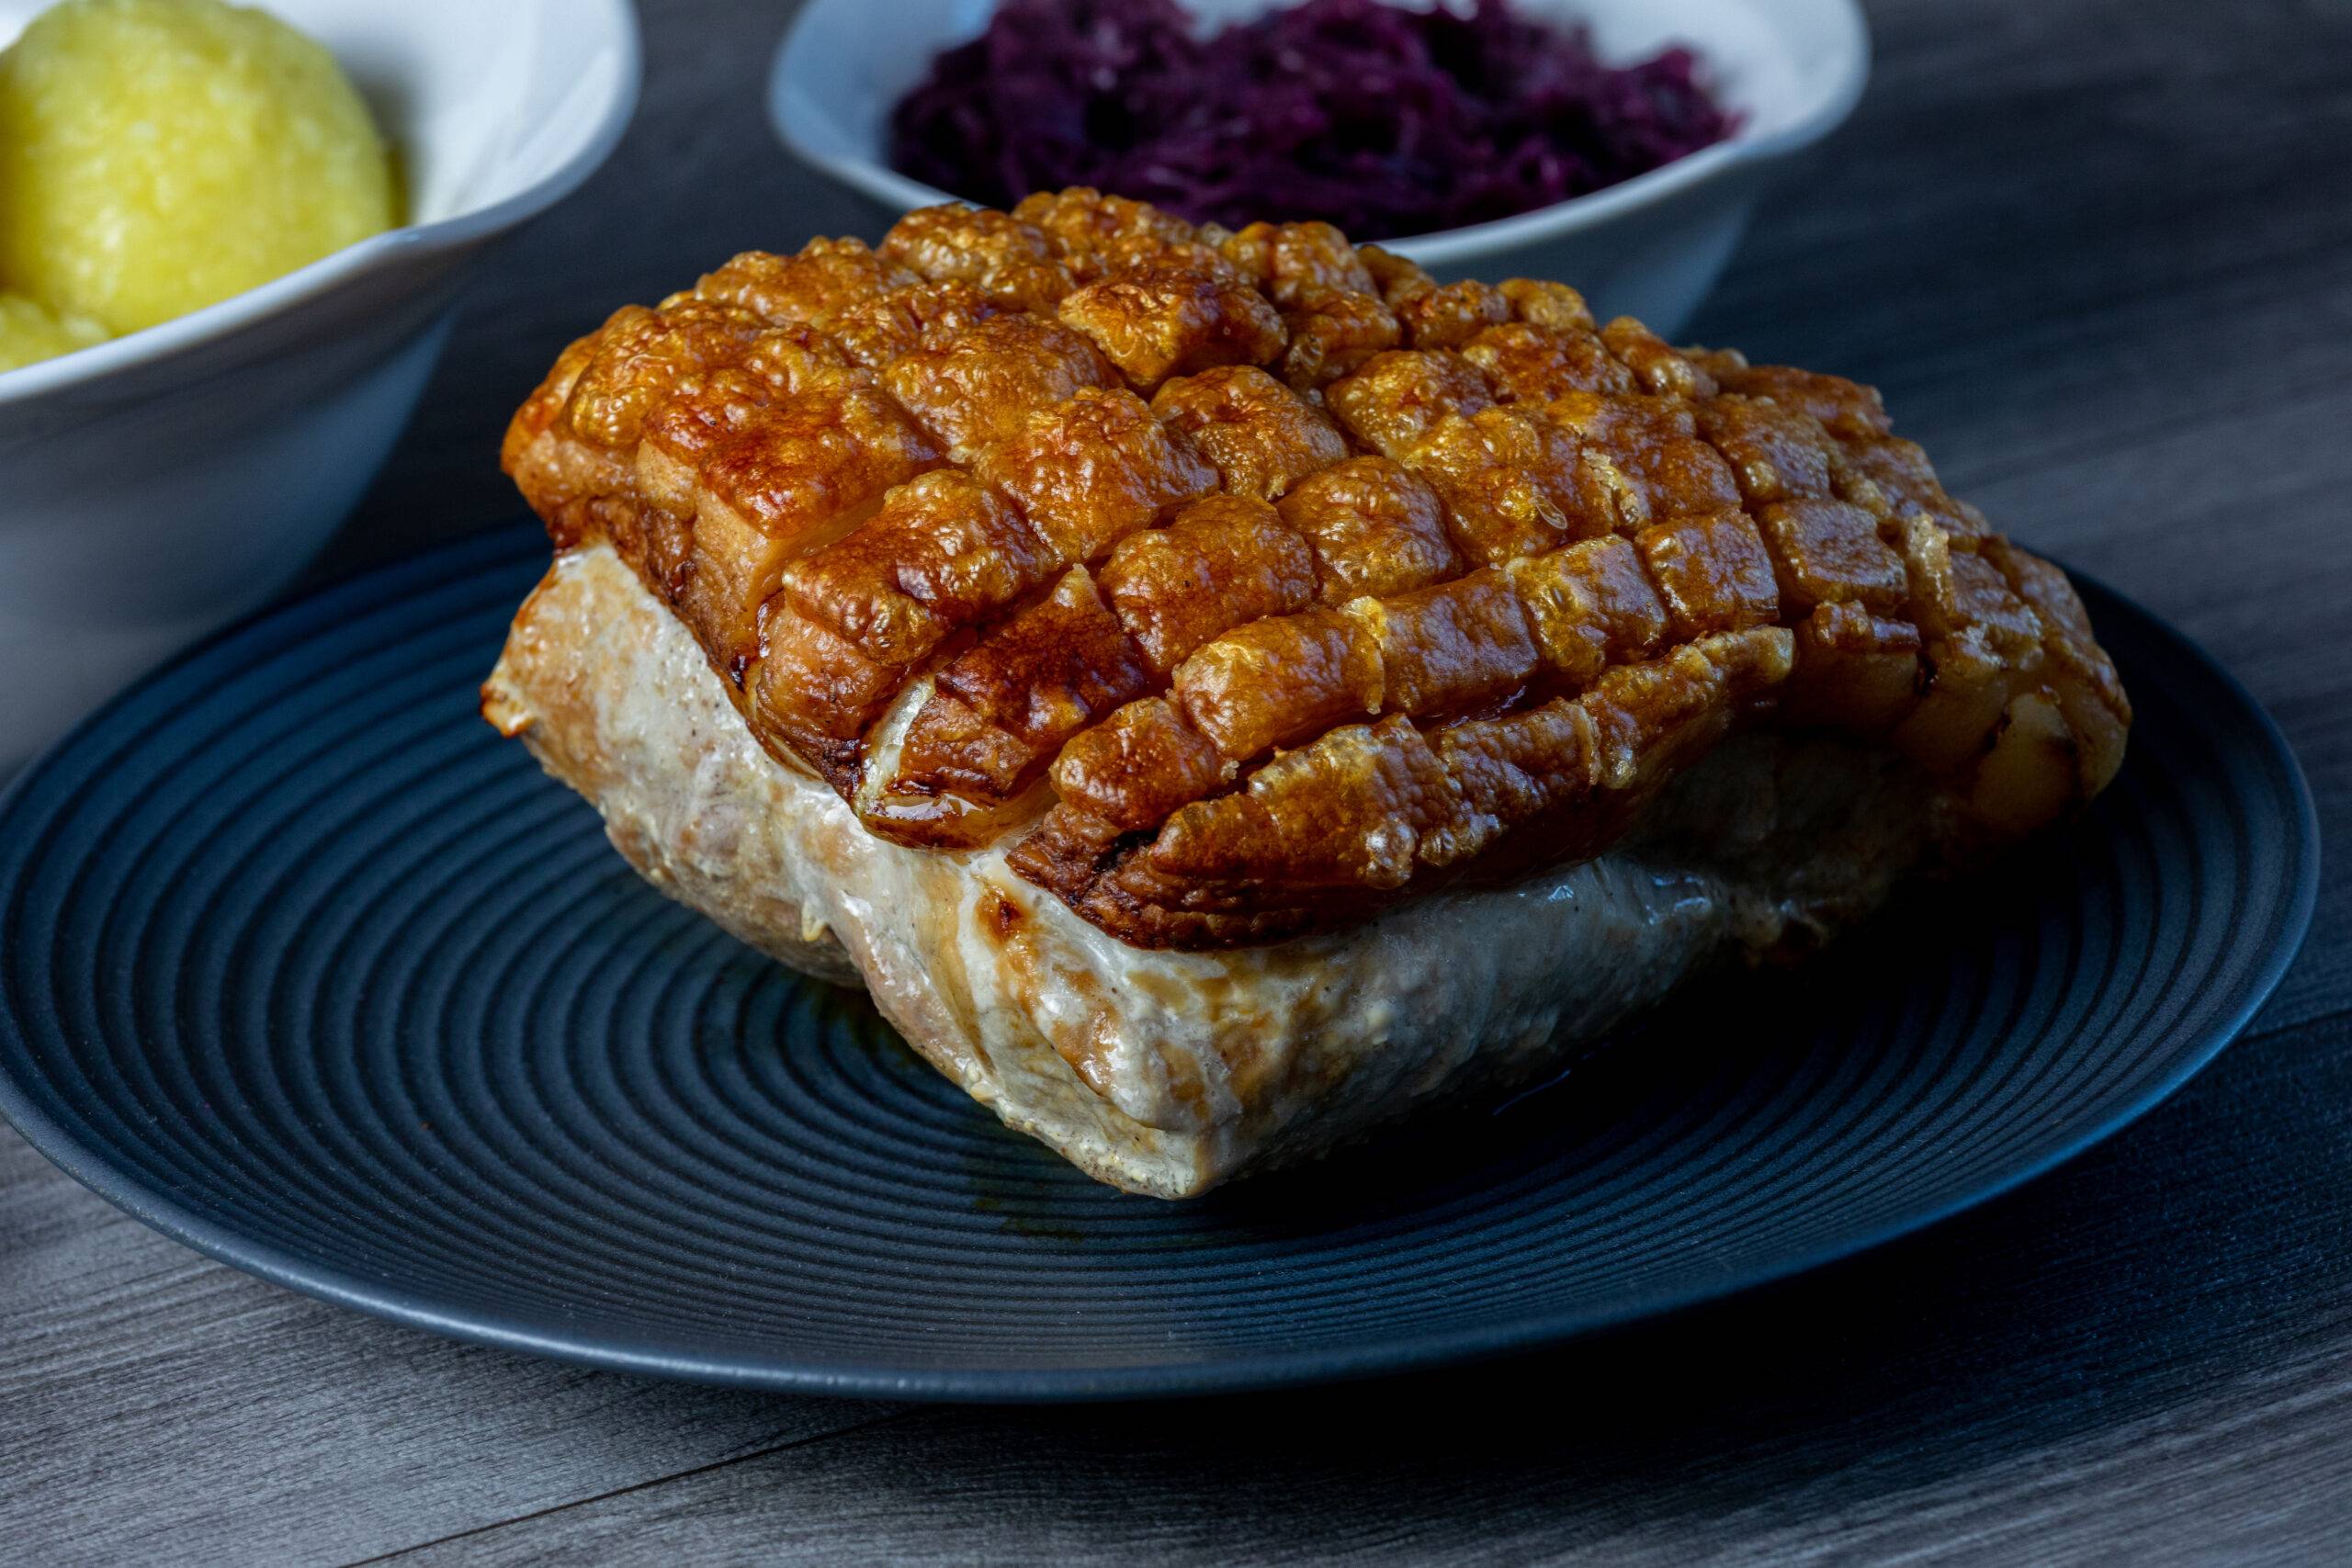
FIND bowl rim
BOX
[0,0,644,407]
[768,0,1870,264]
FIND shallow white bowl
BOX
[772,0,1865,331]
[0,0,639,771]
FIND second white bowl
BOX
[771,0,1867,333]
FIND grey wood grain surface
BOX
[6,0,2349,1562]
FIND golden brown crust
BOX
[779,468,1047,669]
[1096,495,1318,677]
[880,312,1119,461]
[1272,284,1401,390]
[1148,366,1348,500]
[1463,321,1636,402]
[1326,348,1496,458]
[885,565,1152,818]
[1058,260,1288,389]
[499,192,2132,953]
[969,386,1218,564]
[1277,456,1461,602]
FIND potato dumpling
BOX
[0,0,399,336]
[0,289,106,370]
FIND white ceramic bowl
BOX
[772,0,1865,330]
[0,0,639,771]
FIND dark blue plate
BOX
[0,528,2316,1401]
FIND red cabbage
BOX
[888,0,1736,241]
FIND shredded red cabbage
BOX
[888,0,1736,241]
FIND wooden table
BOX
[6,0,2347,1560]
